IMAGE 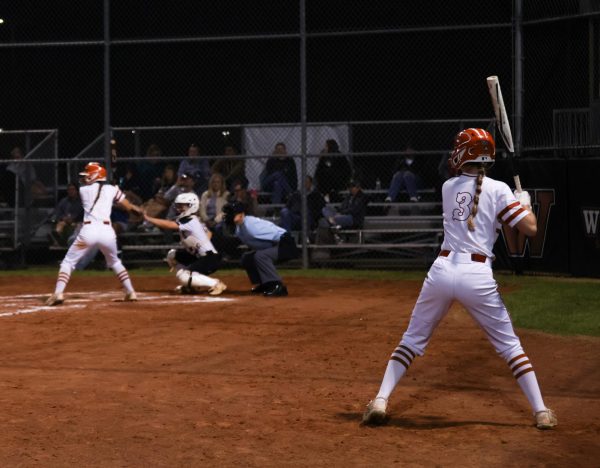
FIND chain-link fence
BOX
[0,0,596,270]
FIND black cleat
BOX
[263,282,288,297]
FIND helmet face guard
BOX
[174,192,200,220]
[79,162,107,184]
[449,128,495,173]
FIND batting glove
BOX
[513,189,531,207]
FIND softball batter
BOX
[143,192,227,295]
[362,128,557,430]
[46,162,142,306]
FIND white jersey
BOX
[178,216,217,256]
[79,183,125,223]
[440,173,529,258]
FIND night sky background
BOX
[0,1,590,159]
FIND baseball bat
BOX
[486,75,522,193]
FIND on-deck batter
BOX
[45,162,142,306]
[362,128,557,430]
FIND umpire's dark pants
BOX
[241,232,298,285]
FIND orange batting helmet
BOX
[448,128,495,173]
[79,161,107,184]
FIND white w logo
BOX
[582,210,600,236]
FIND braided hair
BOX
[466,164,486,231]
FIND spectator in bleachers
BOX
[137,143,165,201]
[261,142,298,205]
[385,145,425,203]
[164,172,199,220]
[316,179,369,244]
[178,143,211,194]
[137,172,197,230]
[199,173,230,230]
[211,144,247,192]
[279,175,325,233]
[314,139,352,203]
[228,178,258,217]
[48,183,84,247]
[115,162,143,201]
[3,146,47,207]
[158,163,178,194]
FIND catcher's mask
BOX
[174,192,200,220]
[79,162,107,184]
[448,128,495,174]
[223,201,246,226]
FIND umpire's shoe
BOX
[251,283,269,294]
[263,282,288,297]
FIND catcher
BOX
[143,192,227,295]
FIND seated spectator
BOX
[48,183,84,247]
[158,163,178,194]
[279,175,325,233]
[211,144,247,191]
[163,172,199,220]
[261,142,298,204]
[314,139,352,203]
[178,143,211,194]
[385,146,424,203]
[111,205,130,236]
[228,178,258,217]
[136,172,198,230]
[199,173,230,230]
[115,162,143,201]
[137,143,165,201]
[316,179,369,244]
[4,146,47,207]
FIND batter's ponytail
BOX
[467,166,486,231]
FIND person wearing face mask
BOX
[384,145,424,203]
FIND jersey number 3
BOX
[452,191,473,221]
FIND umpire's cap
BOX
[223,200,247,225]
[223,200,246,215]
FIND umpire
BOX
[223,201,299,296]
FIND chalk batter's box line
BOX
[0,292,235,318]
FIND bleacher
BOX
[108,186,444,267]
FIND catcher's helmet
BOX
[174,192,200,220]
[448,128,495,173]
[79,162,107,184]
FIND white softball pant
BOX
[401,252,524,361]
[60,223,123,272]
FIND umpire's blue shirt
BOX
[235,216,286,250]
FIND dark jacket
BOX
[315,154,352,198]
[286,189,326,229]
[265,157,298,191]
[338,189,369,228]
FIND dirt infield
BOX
[0,273,598,467]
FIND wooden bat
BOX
[486,75,522,192]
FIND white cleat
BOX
[208,280,227,296]
[362,397,388,425]
[45,293,64,306]
[124,291,138,302]
[535,408,558,430]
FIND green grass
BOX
[496,274,600,337]
[2,267,598,337]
